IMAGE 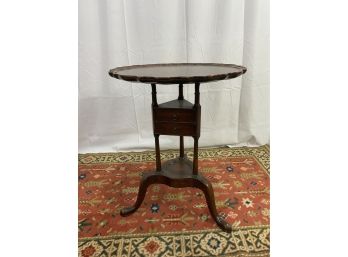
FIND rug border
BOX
[78,145,269,157]
[78,225,270,241]
[78,145,269,174]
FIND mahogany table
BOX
[109,63,246,232]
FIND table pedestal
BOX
[120,83,232,232]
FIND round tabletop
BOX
[109,63,246,84]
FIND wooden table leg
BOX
[193,136,199,175]
[120,172,160,216]
[196,176,233,233]
[154,134,161,171]
[179,136,184,158]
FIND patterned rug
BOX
[78,145,270,257]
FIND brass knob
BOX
[172,114,177,121]
[173,127,177,131]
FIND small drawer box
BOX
[154,121,196,136]
[154,109,194,123]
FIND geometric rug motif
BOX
[78,145,270,257]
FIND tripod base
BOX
[120,156,232,233]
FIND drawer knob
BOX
[173,127,177,131]
[172,114,177,121]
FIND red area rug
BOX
[78,145,270,257]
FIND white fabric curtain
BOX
[79,0,269,153]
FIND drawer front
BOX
[155,109,194,123]
[154,122,196,136]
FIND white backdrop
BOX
[79,0,269,153]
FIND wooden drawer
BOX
[154,121,196,136]
[154,109,195,123]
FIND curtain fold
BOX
[79,0,269,153]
